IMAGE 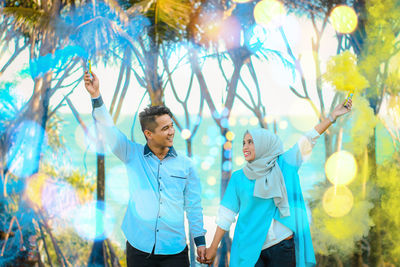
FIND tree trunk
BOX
[368,128,383,267]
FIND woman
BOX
[203,100,352,267]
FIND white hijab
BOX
[243,129,290,217]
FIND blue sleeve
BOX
[282,143,302,171]
[92,102,135,162]
[220,172,240,214]
[184,160,206,246]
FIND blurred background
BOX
[0,0,399,266]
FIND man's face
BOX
[146,114,175,147]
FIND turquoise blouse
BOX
[221,144,316,267]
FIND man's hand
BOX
[83,71,100,98]
[332,98,353,120]
[196,246,206,264]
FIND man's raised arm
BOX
[83,71,132,162]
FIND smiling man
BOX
[83,72,206,267]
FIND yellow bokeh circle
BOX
[226,131,235,141]
[254,0,286,28]
[233,0,253,3]
[322,186,354,217]
[325,150,357,186]
[25,174,49,209]
[330,5,358,34]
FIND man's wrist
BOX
[91,95,103,108]
[194,236,206,247]
[90,91,100,98]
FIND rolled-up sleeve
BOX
[92,96,131,162]
[283,128,320,169]
[216,205,237,231]
[184,162,206,247]
[298,128,320,161]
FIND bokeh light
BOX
[226,131,235,141]
[106,166,129,205]
[249,117,259,126]
[25,174,49,209]
[330,5,358,34]
[254,0,286,29]
[263,115,274,124]
[325,151,358,186]
[72,201,115,241]
[7,121,46,177]
[201,161,211,170]
[181,129,192,140]
[220,16,242,50]
[229,117,237,127]
[207,176,217,186]
[224,141,233,150]
[74,123,107,155]
[322,186,354,217]
[239,117,249,126]
[283,133,303,151]
[235,156,245,166]
[233,0,253,3]
[288,101,319,132]
[42,179,79,219]
[279,120,288,130]
[223,161,233,172]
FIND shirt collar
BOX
[144,144,177,158]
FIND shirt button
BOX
[160,201,163,204]
[160,188,162,191]
[156,229,159,232]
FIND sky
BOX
[0,14,339,121]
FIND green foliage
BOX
[41,227,93,266]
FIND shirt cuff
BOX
[216,205,237,231]
[194,236,206,247]
[91,95,104,108]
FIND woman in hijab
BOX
[202,100,352,267]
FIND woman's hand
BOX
[331,99,353,120]
[204,246,218,266]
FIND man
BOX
[83,71,206,267]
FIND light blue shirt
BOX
[92,101,206,254]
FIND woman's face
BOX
[243,133,256,162]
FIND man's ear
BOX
[143,129,152,140]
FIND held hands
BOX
[197,246,217,266]
[83,71,100,98]
[196,246,206,264]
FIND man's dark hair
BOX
[139,105,173,132]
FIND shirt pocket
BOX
[165,171,187,200]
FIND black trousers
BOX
[254,238,296,267]
[126,242,189,267]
